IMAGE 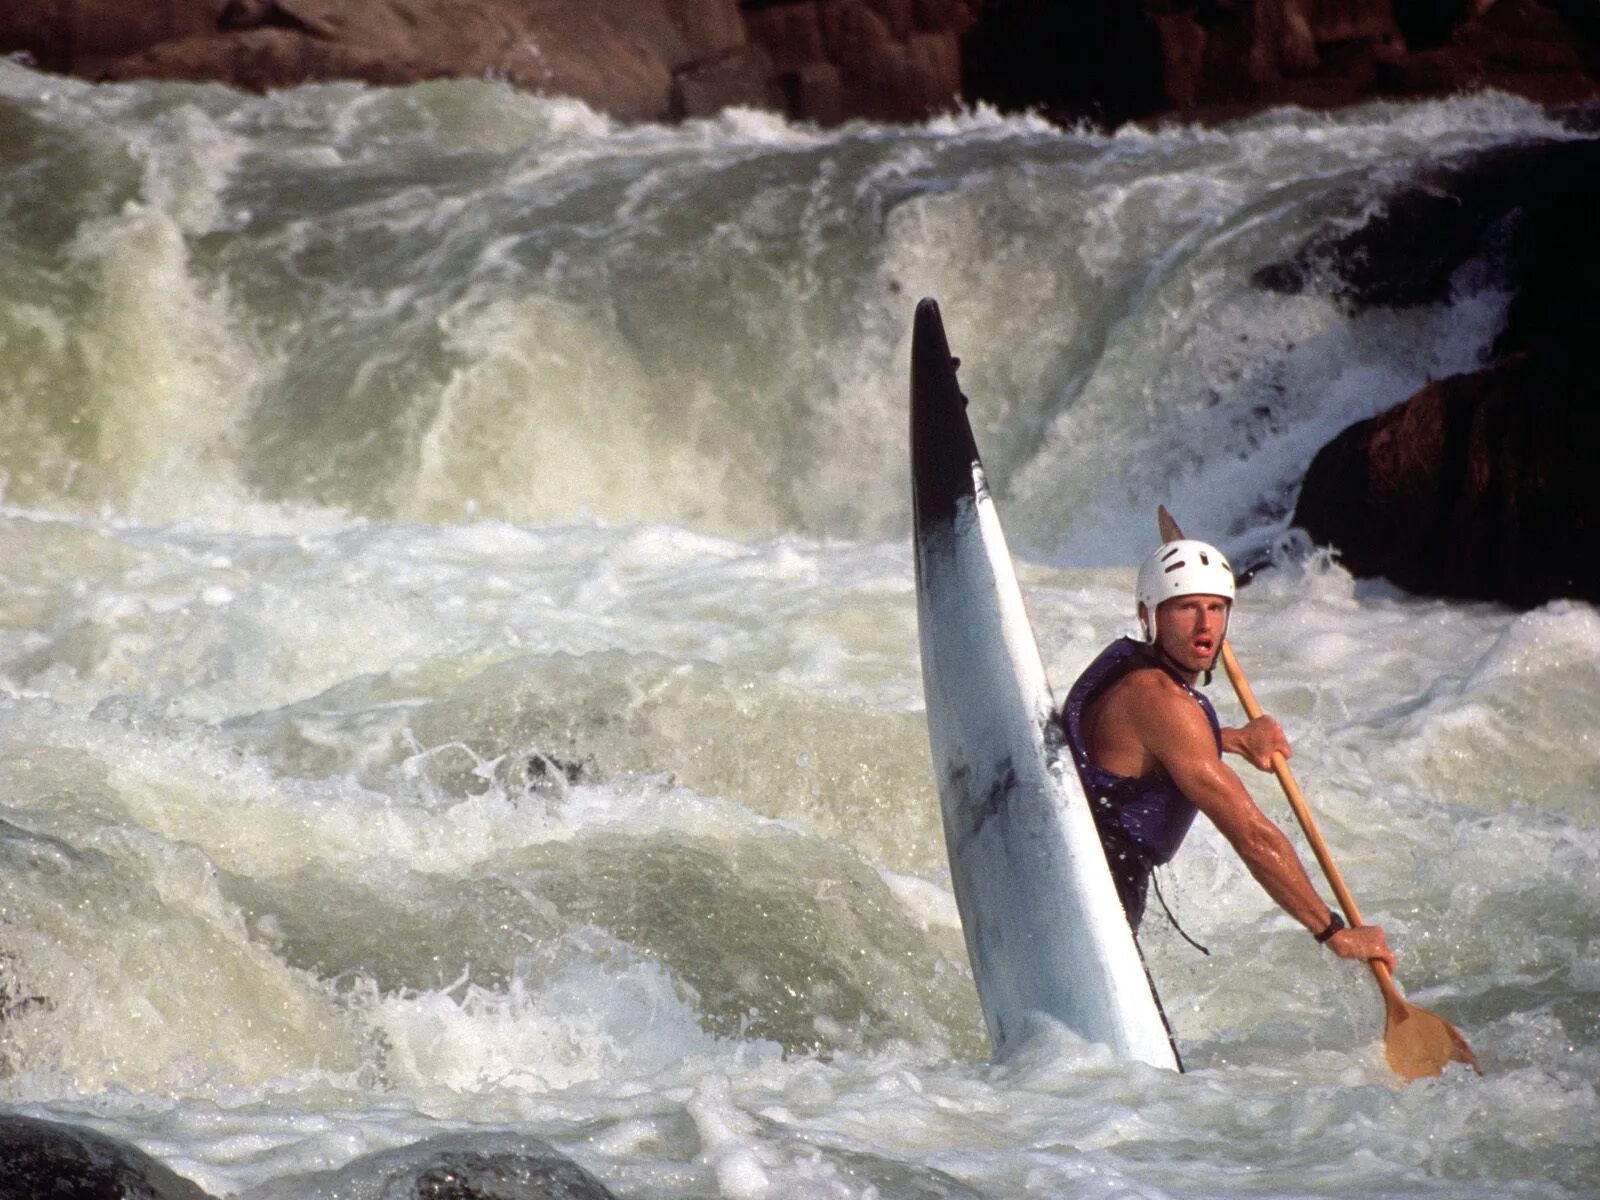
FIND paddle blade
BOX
[1157,505,1182,543]
[1383,996,1482,1079]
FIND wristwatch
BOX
[1314,912,1347,943]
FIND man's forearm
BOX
[1230,820,1335,933]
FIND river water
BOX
[1,59,1596,1198]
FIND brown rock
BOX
[822,0,896,81]
[1276,0,1323,75]
[98,28,413,92]
[1314,0,1401,44]
[960,0,1169,125]
[248,0,339,38]
[674,44,784,117]
[576,0,746,73]
[0,0,223,74]
[911,0,978,33]
[741,0,965,121]
[868,0,918,40]
[1287,137,1600,607]
[744,3,828,75]
[1292,357,1600,606]
[1153,9,1209,108]
[669,0,750,67]
[89,1,679,120]
[0,0,1594,127]
[791,59,848,124]
[1373,41,1479,90]
[906,28,962,103]
[512,7,675,120]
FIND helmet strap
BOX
[1143,610,1227,687]
[1151,640,1210,685]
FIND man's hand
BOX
[1222,715,1291,772]
[1326,923,1397,972]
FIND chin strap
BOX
[1145,640,1216,688]
[1143,610,1228,687]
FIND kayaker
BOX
[1059,538,1396,968]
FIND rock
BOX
[0,1114,216,1200]
[1152,10,1209,109]
[0,0,217,75]
[0,1118,622,1200]
[0,0,975,125]
[0,0,1595,126]
[1284,137,1600,606]
[1374,0,1600,102]
[961,0,1168,126]
[1292,356,1600,606]
[743,2,829,77]
[90,2,678,121]
[1255,138,1600,353]
[964,0,1593,125]
[253,1131,620,1200]
[674,44,784,118]
[741,0,973,122]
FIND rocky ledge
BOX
[1,0,1597,127]
[0,0,974,125]
[1277,137,1600,608]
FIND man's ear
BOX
[1137,602,1152,641]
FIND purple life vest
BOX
[1060,637,1221,868]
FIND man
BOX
[1059,538,1395,969]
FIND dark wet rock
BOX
[961,0,1168,127]
[1254,138,1600,319]
[1293,355,1600,606]
[1373,0,1600,103]
[817,1145,984,1199]
[524,750,595,795]
[964,0,1598,127]
[0,0,974,125]
[1282,137,1600,606]
[244,1132,619,1200]
[1,1,1595,127]
[0,1114,216,1200]
[0,947,49,1026]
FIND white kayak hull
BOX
[909,297,1179,1070]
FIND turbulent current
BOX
[1,59,1596,1198]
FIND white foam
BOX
[2,68,1595,1198]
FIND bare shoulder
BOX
[1098,663,1187,715]
[1098,665,1217,752]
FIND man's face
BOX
[1154,593,1230,674]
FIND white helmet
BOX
[1136,539,1235,643]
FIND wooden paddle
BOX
[1156,507,1480,1080]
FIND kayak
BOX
[909,297,1180,1070]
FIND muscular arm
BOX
[1119,675,1395,967]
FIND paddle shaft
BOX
[1155,508,1405,1004]
[1217,644,1367,926]
[1155,508,1481,1073]
[1218,629,1417,1011]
